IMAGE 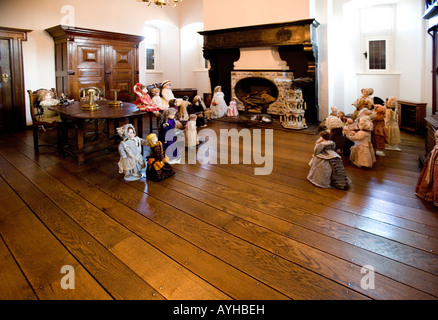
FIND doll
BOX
[161,80,175,105]
[372,104,388,156]
[150,87,168,110]
[327,116,352,157]
[145,133,175,182]
[185,114,199,148]
[227,97,239,117]
[338,111,347,123]
[346,117,376,168]
[210,85,228,119]
[385,96,402,151]
[307,131,350,190]
[193,95,210,121]
[133,83,160,112]
[159,108,183,163]
[352,88,374,120]
[329,106,338,117]
[37,89,61,122]
[191,95,207,127]
[117,123,148,181]
[415,130,438,206]
[179,96,190,121]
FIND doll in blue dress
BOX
[158,108,183,164]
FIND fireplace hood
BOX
[199,19,319,123]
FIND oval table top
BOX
[49,100,146,120]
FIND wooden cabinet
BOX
[397,100,427,134]
[45,25,144,102]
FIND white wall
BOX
[329,0,431,117]
[202,0,310,30]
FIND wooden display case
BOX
[45,25,144,102]
[397,100,426,134]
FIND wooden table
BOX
[49,100,146,165]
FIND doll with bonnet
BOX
[346,117,376,168]
[117,123,148,181]
[37,89,61,122]
[352,88,374,120]
[161,80,175,105]
[145,133,175,182]
[385,96,401,151]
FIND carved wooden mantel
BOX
[199,19,320,123]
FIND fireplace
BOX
[199,19,319,123]
[231,71,293,114]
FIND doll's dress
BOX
[162,87,175,105]
[415,144,438,206]
[179,101,190,121]
[307,140,350,189]
[211,91,228,118]
[118,136,145,177]
[385,107,401,147]
[352,96,373,120]
[146,141,175,181]
[39,98,61,122]
[347,130,376,168]
[185,120,199,147]
[372,108,388,150]
[192,102,206,127]
[159,118,180,161]
[227,101,239,117]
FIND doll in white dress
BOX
[185,114,199,147]
[385,96,401,151]
[161,80,175,105]
[227,97,239,117]
[210,85,228,118]
[37,89,61,122]
[346,117,376,168]
[117,123,148,181]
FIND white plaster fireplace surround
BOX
[231,47,293,114]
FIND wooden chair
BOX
[27,88,62,153]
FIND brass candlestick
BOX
[108,89,122,107]
[82,88,99,110]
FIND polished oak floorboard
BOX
[0,117,437,300]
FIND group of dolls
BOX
[308,88,402,190]
[117,123,175,182]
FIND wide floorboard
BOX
[0,116,437,300]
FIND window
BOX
[360,5,394,72]
[144,25,159,71]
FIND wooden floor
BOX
[0,116,437,300]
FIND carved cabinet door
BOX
[73,43,106,100]
[105,45,137,102]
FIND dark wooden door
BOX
[0,39,13,132]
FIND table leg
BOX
[138,115,144,138]
[75,119,85,165]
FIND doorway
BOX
[0,27,31,132]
